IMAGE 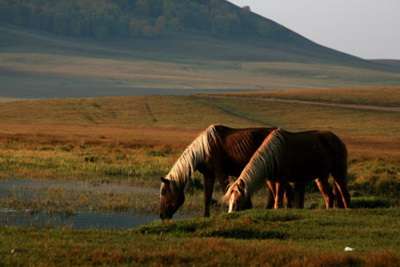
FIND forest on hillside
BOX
[0,0,296,41]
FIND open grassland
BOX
[0,87,400,266]
[2,26,400,98]
[0,89,399,194]
[1,209,400,266]
[3,52,400,98]
[0,88,399,214]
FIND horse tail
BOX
[319,131,348,179]
[320,132,350,208]
[332,134,348,180]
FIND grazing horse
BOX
[160,124,290,219]
[223,128,351,212]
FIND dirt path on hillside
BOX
[205,95,400,113]
[259,97,400,112]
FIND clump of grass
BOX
[0,143,175,185]
[146,146,173,157]
[349,159,400,197]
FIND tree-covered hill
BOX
[0,0,303,42]
[2,0,392,70]
[1,0,400,98]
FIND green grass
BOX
[349,159,400,197]
[1,209,400,266]
[139,209,400,251]
[0,142,173,184]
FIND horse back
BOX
[214,126,275,176]
[281,130,347,180]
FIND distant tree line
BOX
[0,0,291,40]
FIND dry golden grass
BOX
[0,91,398,191]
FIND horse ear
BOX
[160,177,170,184]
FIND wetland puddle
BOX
[0,209,158,229]
[0,178,163,229]
[0,178,159,198]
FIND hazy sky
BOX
[228,0,400,60]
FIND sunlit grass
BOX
[0,92,399,194]
[1,209,400,266]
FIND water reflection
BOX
[0,209,159,229]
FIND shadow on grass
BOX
[138,219,211,236]
[351,196,393,208]
[138,210,300,240]
[204,228,287,240]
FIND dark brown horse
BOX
[160,124,285,219]
[224,128,350,212]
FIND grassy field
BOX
[0,88,399,211]
[0,87,399,266]
[1,209,400,266]
[0,95,399,182]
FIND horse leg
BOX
[274,181,284,209]
[203,171,216,217]
[333,182,344,208]
[265,180,275,209]
[333,178,351,209]
[293,182,305,209]
[315,178,334,209]
[279,181,295,208]
[283,181,294,208]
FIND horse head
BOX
[224,180,252,213]
[160,177,185,220]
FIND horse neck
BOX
[240,163,271,197]
[166,149,198,188]
[239,130,284,196]
[166,126,217,187]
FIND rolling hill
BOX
[371,60,400,71]
[0,0,400,98]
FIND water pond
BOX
[0,178,163,229]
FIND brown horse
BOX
[224,128,350,212]
[160,124,294,219]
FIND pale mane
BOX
[223,129,285,202]
[165,125,219,188]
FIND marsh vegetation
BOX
[0,87,399,265]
